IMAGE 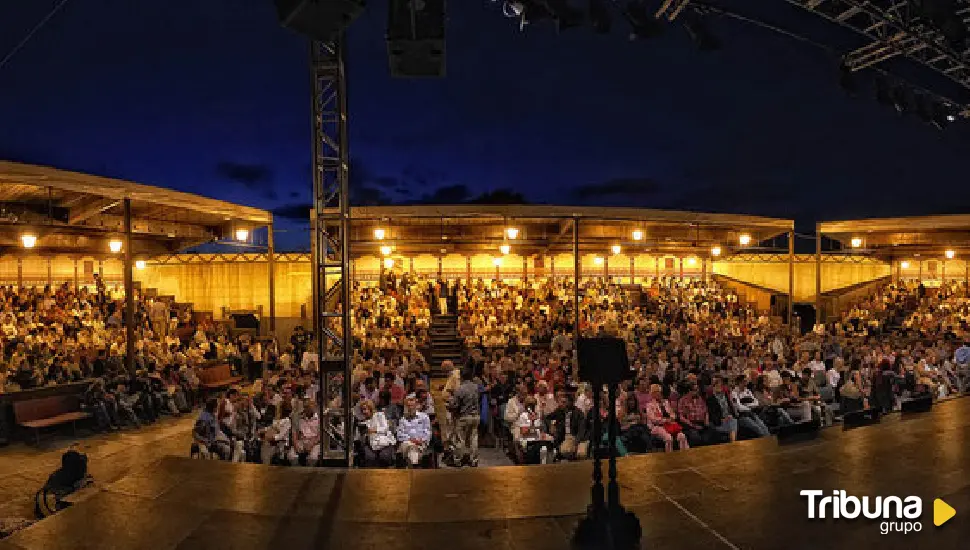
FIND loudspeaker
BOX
[387,0,446,77]
[231,313,259,329]
[275,0,366,42]
[842,408,880,430]
[901,395,933,414]
[776,419,820,445]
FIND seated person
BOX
[676,381,716,447]
[396,394,432,467]
[728,376,770,438]
[544,391,587,460]
[514,396,556,464]
[193,398,231,460]
[289,401,321,466]
[360,399,396,467]
[706,376,739,443]
[644,384,689,452]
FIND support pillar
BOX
[268,223,276,333]
[629,255,635,284]
[655,256,660,279]
[73,258,79,290]
[815,224,821,324]
[551,255,556,278]
[16,257,23,288]
[918,260,923,283]
[410,256,415,275]
[679,257,684,280]
[437,255,443,281]
[47,257,52,287]
[123,198,135,374]
[573,217,580,339]
[787,230,794,328]
[603,256,609,279]
[522,255,528,281]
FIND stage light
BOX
[739,234,752,246]
[500,244,511,255]
[493,257,503,267]
[687,257,697,266]
[109,240,123,253]
[632,229,643,241]
[946,249,956,259]
[374,228,386,240]
[384,258,395,269]
[594,256,604,266]
[20,234,37,249]
[947,114,957,122]
[711,245,722,257]
[901,261,911,269]
[505,227,519,239]
[235,228,249,242]
[135,260,146,270]
[851,237,863,248]
[611,244,622,255]
[380,245,393,256]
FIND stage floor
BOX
[3,399,969,550]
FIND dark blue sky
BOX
[3,0,970,250]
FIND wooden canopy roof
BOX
[0,161,271,255]
[819,214,970,256]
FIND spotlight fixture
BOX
[947,114,957,122]
[109,240,123,254]
[686,257,697,266]
[946,249,956,259]
[505,227,519,239]
[135,260,146,270]
[374,228,386,240]
[632,229,644,241]
[850,237,863,248]
[611,244,622,255]
[500,244,511,255]
[493,257,503,267]
[711,245,721,257]
[235,228,249,242]
[901,261,911,269]
[380,245,393,256]
[593,256,605,266]
[738,234,752,247]
[20,234,37,249]
[384,258,395,269]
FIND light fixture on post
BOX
[711,245,722,257]
[109,240,123,254]
[20,234,37,249]
[738,234,752,247]
[492,257,503,267]
[374,228,386,240]
[687,257,697,267]
[383,257,395,269]
[380,245,393,256]
[946,249,956,259]
[235,228,249,242]
[850,237,863,248]
[632,229,643,241]
[135,260,146,270]
[505,227,519,240]
[901,261,911,269]
[593,256,605,266]
[500,244,511,255]
[611,244,621,255]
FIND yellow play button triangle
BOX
[934,498,956,527]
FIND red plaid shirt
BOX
[677,394,708,426]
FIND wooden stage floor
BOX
[3,398,969,550]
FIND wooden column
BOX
[787,230,794,328]
[73,258,79,290]
[550,255,556,278]
[573,218,580,339]
[604,256,609,279]
[679,257,684,280]
[268,223,276,333]
[522,256,528,281]
[123,198,135,374]
[655,256,660,279]
[919,260,923,283]
[815,224,822,323]
[410,256,415,275]
[47,257,52,287]
[465,256,471,282]
[16,257,22,288]
[437,255,443,280]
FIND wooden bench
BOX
[13,395,92,445]
[197,363,243,393]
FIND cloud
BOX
[271,203,311,222]
[351,186,392,206]
[418,184,471,204]
[372,176,400,189]
[215,161,277,200]
[468,188,529,204]
[289,191,301,199]
[571,178,662,200]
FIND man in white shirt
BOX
[396,394,432,467]
[289,405,321,465]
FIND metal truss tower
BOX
[310,38,353,466]
[784,0,970,106]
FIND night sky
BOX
[3,0,970,250]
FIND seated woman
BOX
[644,384,689,452]
[514,396,556,464]
[360,399,397,467]
[192,398,231,460]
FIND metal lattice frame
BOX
[785,0,970,113]
[311,38,353,466]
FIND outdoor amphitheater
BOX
[1,161,969,548]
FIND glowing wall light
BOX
[109,240,123,254]
[380,245,393,256]
[383,258,394,269]
[632,229,644,241]
[135,260,146,270]
[374,228,386,240]
[738,234,752,246]
[235,228,249,242]
[20,234,37,249]
[850,237,863,248]
[901,261,911,269]
[500,244,511,255]
[505,227,519,240]
[611,244,622,255]
[593,256,604,266]
[711,245,722,257]
[945,249,956,259]
[492,257,503,267]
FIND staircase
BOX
[429,314,463,377]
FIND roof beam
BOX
[69,197,121,225]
